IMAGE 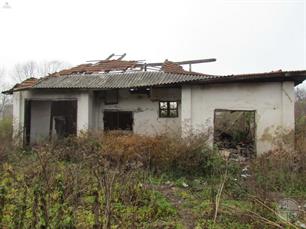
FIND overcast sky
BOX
[0,0,305,85]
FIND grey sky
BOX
[0,0,305,85]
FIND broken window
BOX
[214,110,256,159]
[104,111,133,131]
[159,101,178,118]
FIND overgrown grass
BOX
[0,118,12,162]
[0,118,306,228]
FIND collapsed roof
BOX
[51,60,139,76]
[3,55,306,94]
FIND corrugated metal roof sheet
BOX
[3,69,305,94]
[33,71,218,89]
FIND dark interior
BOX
[104,111,133,131]
[50,100,77,138]
[23,100,32,146]
[214,109,256,159]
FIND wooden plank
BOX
[136,58,217,67]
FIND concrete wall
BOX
[93,89,181,135]
[181,82,295,154]
[13,88,181,143]
[12,90,93,143]
[13,82,296,154]
[12,91,23,142]
[30,101,51,143]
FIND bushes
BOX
[0,118,12,139]
[1,128,306,227]
[248,144,306,199]
[0,131,222,228]
[0,118,13,162]
[50,131,220,176]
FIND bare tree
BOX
[295,87,306,120]
[11,60,70,83]
[0,60,70,118]
[39,60,69,77]
[295,87,306,102]
[0,67,12,119]
[12,61,37,82]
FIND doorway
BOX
[50,100,77,139]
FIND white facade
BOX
[13,88,181,143]
[181,82,295,154]
[12,81,296,155]
[13,90,93,143]
[93,89,181,135]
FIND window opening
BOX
[159,101,178,118]
[214,110,256,159]
[104,111,133,131]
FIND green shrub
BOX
[0,118,12,161]
[0,117,12,137]
[1,129,305,227]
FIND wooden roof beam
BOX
[137,58,217,68]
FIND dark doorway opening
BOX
[23,100,77,146]
[24,100,32,146]
[104,111,133,131]
[50,100,77,139]
[214,110,256,159]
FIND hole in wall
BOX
[214,109,256,160]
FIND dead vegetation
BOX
[0,116,306,228]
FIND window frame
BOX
[159,101,178,118]
[103,111,134,131]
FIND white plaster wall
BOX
[12,91,22,140]
[181,82,295,155]
[13,82,295,153]
[13,90,93,143]
[95,89,181,135]
[30,101,51,143]
[181,87,192,136]
[77,91,93,132]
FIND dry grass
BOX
[1,116,306,227]
[0,118,13,161]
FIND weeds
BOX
[0,118,12,162]
[0,117,306,228]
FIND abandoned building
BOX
[3,54,306,156]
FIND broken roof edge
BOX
[1,89,13,95]
[3,69,306,94]
[48,58,212,77]
[2,77,40,95]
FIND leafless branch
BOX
[0,67,12,119]
[10,60,70,83]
